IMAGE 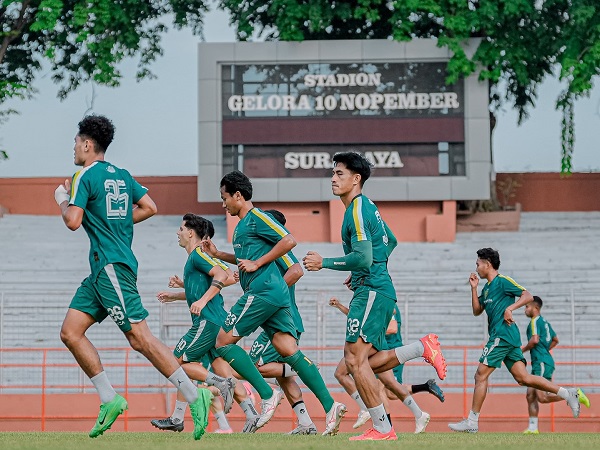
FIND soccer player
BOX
[329,298,444,433]
[248,209,317,435]
[150,214,260,433]
[54,115,211,439]
[201,170,346,434]
[449,248,586,433]
[302,151,447,441]
[522,296,590,434]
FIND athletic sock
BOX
[240,398,259,419]
[90,371,117,404]
[411,382,429,394]
[351,390,368,411]
[168,367,198,403]
[387,413,392,425]
[205,372,226,386]
[171,400,187,423]
[214,410,230,430]
[216,344,273,399]
[292,401,313,426]
[557,387,569,400]
[368,404,392,433]
[394,341,424,365]
[528,417,538,430]
[282,363,297,377]
[468,410,480,423]
[283,351,334,412]
[403,395,423,418]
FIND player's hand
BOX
[329,297,341,308]
[168,275,184,288]
[201,238,217,257]
[238,259,259,273]
[54,179,70,206]
[302,251,323,271]
[233,271,240,283]
[343,274,352,290]
[468,272,479,289]
[157,291,177,303]
[504,308,515,326]
[190,300,206,316]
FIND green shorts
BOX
[70,263,149,333]
[479,337,526,370]
[531,360,555,380]
[173,320,220,363]
[223,291,298,339]
[346,288,396,351]
[249,330,301,365]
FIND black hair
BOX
[220,170,253,200]
[532,296,543,309]
[332,151,373,186]
[77,115,115,153]
[182,213,209,239]
[205,218,215,239]
[476,248,500,270]
[264,209,286,226]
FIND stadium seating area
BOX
[1,212,599,393]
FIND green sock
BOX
[216,344,273,399]
[283,351,334,412]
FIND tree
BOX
[219,0,600,174]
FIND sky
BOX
[1,8,599,178]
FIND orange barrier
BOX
[0,346,598,433]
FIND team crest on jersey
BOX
[106,165,115,173]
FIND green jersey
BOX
[527,315,556,366]
[232,207,290,306]
[342,194,396,299]
[275,251,304,333]
[183,247,228,327]
[69,161,147,280]
[479,274,526,347]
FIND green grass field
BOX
[1,432,600,450]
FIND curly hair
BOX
[333,151,373,186]
[220,170,253,200]
[77,115,115,153]
[476,248,501,270]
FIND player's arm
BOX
[189,265,230,316]
[549,335,559,350]
[201,238,237,264]
[132,194,157,224]
[469,273,484,316]
[386,318,398,335]
[504,289,533,325]
[384,221,398,257]
[329,297,349,315]
[241,234,296,272]
[521,334,539,352]
[283,262,303,287]
[156,291,186,303]
[55,178,84,230]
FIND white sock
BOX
[90,371,117,404]
[351,391,368,411]
[240,398,259,419]
[168,367,198,403]
[468,410,480,423]
[403,395,423,419]
[205,372,226,386]
[282,363,297,377]
[528,417,538,430]
[393,341,424,365]
[214,410,230,429]
[368,404,392,433]
[171,400,187,423]
[557,387,569,400]
[292,401,313,426]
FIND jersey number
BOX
[104,179,129,219]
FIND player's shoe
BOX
[349,427,397,441]
[213,377,237,414]
[448,418,478,433]
[150,417,184,432]
[420,333,447,380]
[523,429,539,434]
[89,394,128,438]
[322,401,347,436]
[578,388,590,408]
[352,409,371,429]
[414,411,430,434]
[288,423,318,435]
[256,387,284,429]
[242,416,260,433]
[189,388,213,440]
[426,379,445,402]
[565,387,581,418]
[243,381,256,406]
[214,427,233,433]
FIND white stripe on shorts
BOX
[233,295,254,337]
[104,264,128,315]
[183,320,207,363]
[359,290,377,341]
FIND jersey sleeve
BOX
[251,209,289,244]
[192,248,225,274]
[500,275,526,297]
[127,171,148,204]
[276,251,298,272]
[349,197,373,245]
[530,317,539,336]
[69,170,91,209]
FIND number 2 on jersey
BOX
[104,179,129,219]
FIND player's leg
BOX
[407,379,445,403]
[334,356,371,429]
[277,376,317,435]
[524,387,540,434]
[150,388,187,432]
[209,386,233,433]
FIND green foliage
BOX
[220,0,600,174]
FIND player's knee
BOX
[513,372,527,386]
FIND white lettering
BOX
[284,151,403,170]
[284,153,299,169]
